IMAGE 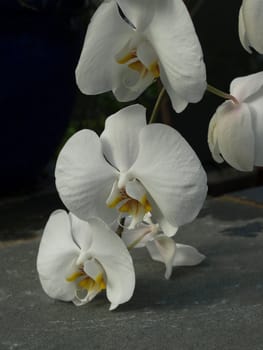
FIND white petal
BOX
[238,0,263,54]
[37,210,79,301]
[172,243,205,266]
[116,0,156,31]
[238,3,252,53]
[125,179,146,201]
[69,213,92,252]
[230,72,263,102]
[136,40,158,68]
[76,1,134,95]
[148,196,179,237]
[83,259,103,280]
[113,67,154,102]
[144,0,206,112]
[55,130,118,224]
[247,92,263,166]
[211,101,255,171]
[101,105,146,172]
[208,110,225,164]
[86,218,135,309]
[121,221,157,248]
[158,66,189,113]
[146,236,176,279]
[129,124,207,229]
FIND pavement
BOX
[1,186,263,350]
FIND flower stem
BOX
[116,217,125,237]
[148,87,166,124]
[206,83,239,104]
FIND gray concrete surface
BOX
[1,188,263,350]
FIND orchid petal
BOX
[101,104,146,172]
[144,0,206,112]
[207,111,224,164]
[238,3,252,53]
[121,221,157,248]
[87,218,135,310]
[230,72,263,102]
[116,0,156,31]
[210,101,255,171]
[247,95,263,166]
[172,243,205,266]
[136,41,158,69]
[158,67,189,113]
[147,196,179,237]
[113,37,154,100]
[55,130,117,224]
[76,1,134,95]
[146,236,176,279]
[113,68,154,102]
[238,0,263,54]
[125,179,146,202]
[69,213,93,252]
[129,124,207,229]
[147,239,205,279]
[83,259,103,280]
[37,210,79,301]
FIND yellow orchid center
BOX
[117,49,160,79]
[66,269,106,293]
[108,188,152,217]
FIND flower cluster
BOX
[37,0,263,310]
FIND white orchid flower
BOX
[76,0,206,113]
[36,210,135,310]
[122,215,205,279]
[55,104,207,237]
[239,0,263,53]
[208,71,263,171]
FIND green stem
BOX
[116,217,125,237]
[207,84,239,104]
[148,87,166,124]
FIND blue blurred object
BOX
[0,0,86,193]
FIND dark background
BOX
[0,0,262,197]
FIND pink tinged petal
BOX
[230,72,263,102]
[116,0,156,31]
[238,0,263,54]
[55,130,117,224]
[36,210,80,301]
[129,124,207,229]
[101,105,147,172]
[211,101,255,171]
[172,244,205,266]
[144,0,206,112]
[86,218,136,310]
[146,236,176,279]
[76,1,135,95]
